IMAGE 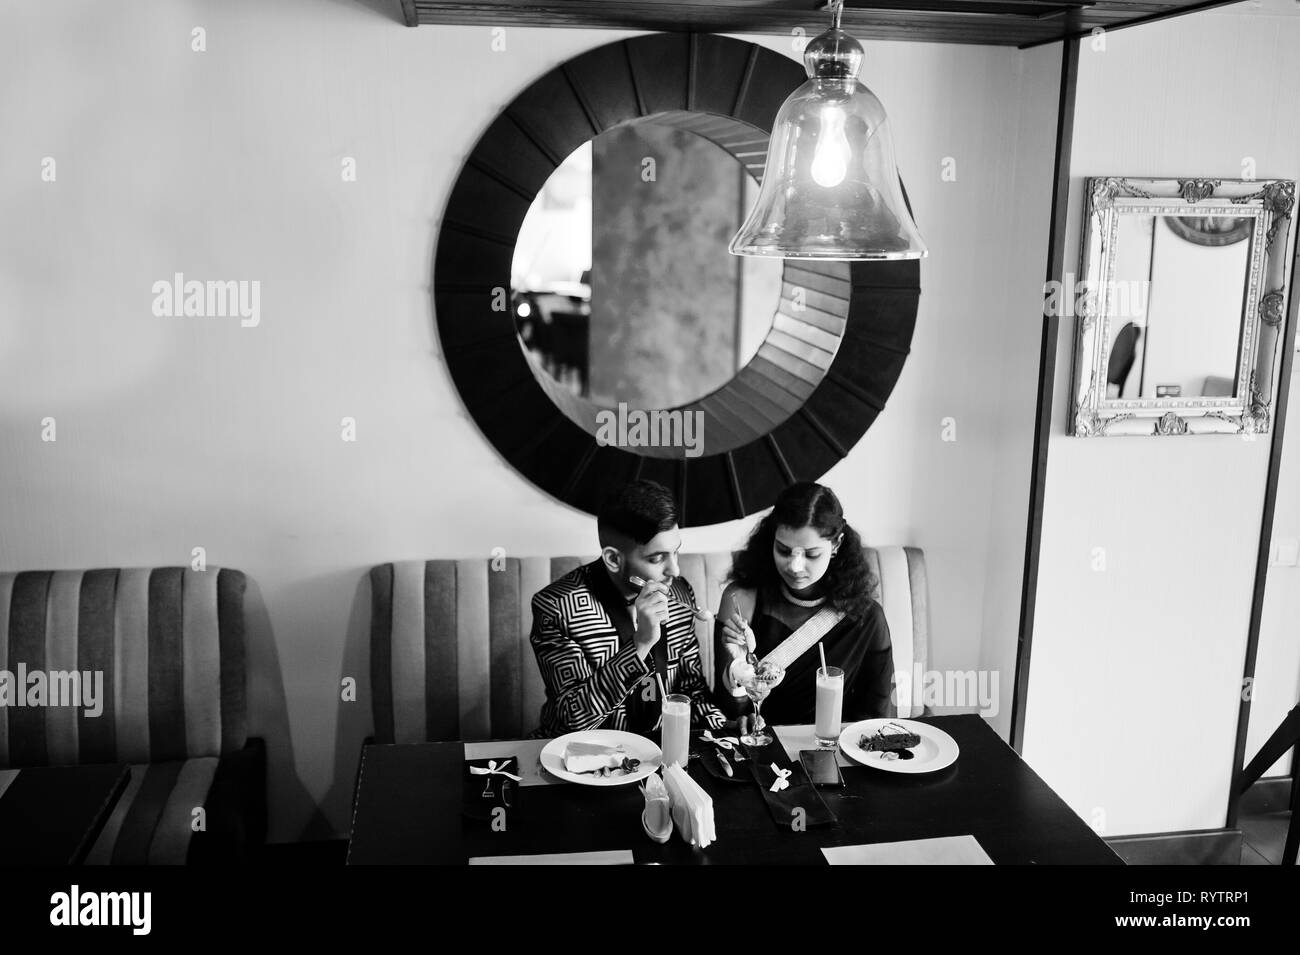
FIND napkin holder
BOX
[641,773,674,844]
[661,764,716,849]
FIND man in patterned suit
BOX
[530,480,725,737]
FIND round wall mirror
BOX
[434,33,921,525]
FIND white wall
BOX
[1023,1,1300,836]
[978,41,1064,739]
[0,0,1059,840]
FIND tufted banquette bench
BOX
[368,547,931,743]
[0,568,265,863]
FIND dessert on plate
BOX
[861,722,921,758]
[563,741,641,777]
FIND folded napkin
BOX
[465,740,555,787]
[462,755,521,822]
[661,764,716,848]
[747,750,835,829]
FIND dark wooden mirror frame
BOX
[434,32,921,526]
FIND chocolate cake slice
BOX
[861,723,922,752]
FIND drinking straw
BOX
[818,641,828,676]
[657,672,668,701]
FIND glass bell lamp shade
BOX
[730,26,927,261]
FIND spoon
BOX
[630,575,714,620]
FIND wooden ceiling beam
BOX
[399,0,1236,46]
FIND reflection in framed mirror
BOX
[1069,177,1295,437]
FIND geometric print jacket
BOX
[530,560,725,737]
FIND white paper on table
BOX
[468,850,635,865]
[822,835,993,865]
[774,725,854,768]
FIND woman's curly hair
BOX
[728,482,876,620]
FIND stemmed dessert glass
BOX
[739,659,785,747]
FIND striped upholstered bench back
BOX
[0,568,248,768]
[369,546,930,743]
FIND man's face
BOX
[607,526,682,592]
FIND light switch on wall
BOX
[1273,538,1300,566]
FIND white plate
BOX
[539,730,662,787]
[839,719,959,774]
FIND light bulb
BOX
[810,105,849,188]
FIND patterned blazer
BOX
[530,560,725,737]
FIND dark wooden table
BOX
[0,764,130,865]
[347,715,1122,865]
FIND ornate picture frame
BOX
[1069,177,1294,438]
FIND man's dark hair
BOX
[597,480,677,548]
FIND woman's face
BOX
[772,524,839,593]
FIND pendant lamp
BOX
[729,0,928,260]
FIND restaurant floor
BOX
[1238,775,1295,866]
[1239,809,1293,864]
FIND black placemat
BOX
[462,755,520,823]
[743,742,835,828]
